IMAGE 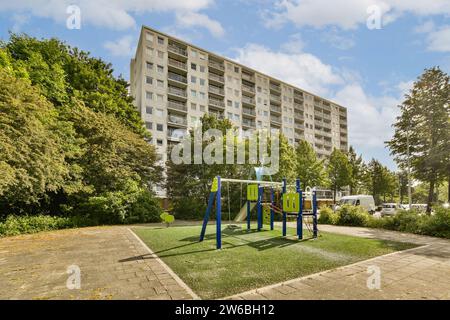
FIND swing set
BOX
[199,176,319,249]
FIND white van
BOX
[380,203,399,216]
[337,195,376,214]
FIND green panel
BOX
[262,205,271,224]
[282,193,300,213]
[247,184,259,201]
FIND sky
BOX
[0,0,449,170]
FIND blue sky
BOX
[1,0,449,170]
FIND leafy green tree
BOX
[387,67,450,213]
[327,149,352,203]
[347,146,365,195]
[294,140,326,189]
[3,34,145,135]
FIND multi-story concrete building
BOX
[130,26,348,181]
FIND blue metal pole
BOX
[246,200,251,231]
[257,185,262,231]
[282,178,287,237]
[313,190,318,239]
[216,176,222,249]
[199,191,216,242]
[270,188,274,231]
[296,179,303,240]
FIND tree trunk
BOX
[448,174,450,203]
[427,178,435,214]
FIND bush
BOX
[336,205,370,227]
[0,215,93,237]
[418,207,450,238]
[318,206,338,225]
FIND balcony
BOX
[168,72,187,86]
[270,94,281,104]
[167,86,187,101]
[242,73,255,83]
[323,140,332,147]
[270,83,281,93]
[294,103,304,111]
[322,113,331,120]
[270,115,282,124]
[270,105,281,114]
[242,83,255,95]
[295,124,305,130]
[208,85,225,97]
[167,128,187,141]
[168,58,187,72]
[242,107,256,117]
[294,112,304,121]
[209,98,225,109]
[295,133,304,140]
[208,73,225,85]
[168,43,188,60]
[242,118,256,128]
[340,117,348,125]
[167,114,187,127]
[294,93,304,102]
[209,111,224,120]
[242,95,256,106]
[167,99,187,112]
[208,60,225,73]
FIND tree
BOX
[387,67,449,213]
[347,146,365,195]
[294,140,326,189]
[398,170,409,204]
[327,149,352,203]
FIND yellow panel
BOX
[247,184,259,201]
[263,205,271,224]
[211,177,219,192]
[283,193,300,213]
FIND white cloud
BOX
[104,35,135,57]
[175,11,224,38]
[263,0,450,30]
[320,27,355,50]
[0,0,224,37]
[427,26,450,52]
[233,43,343,96]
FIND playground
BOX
[133,224,415,299]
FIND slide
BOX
[234,202,256,222]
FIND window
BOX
[191,76,197,84]
[157,80,164,88]
[234,102,239,108]
[191,50,197,57]
[156,124,164,131]
[234,114,240,121]
[263,111,268,116]
[199,92,206,100]
[146,76,153,84]
[155,109,164,117]
[146,106,153,114]
[191,90,197,97]
[145,122,152,130]
[146,47,153,56]
[257,97,262,103]
[157,94,164,102]
[257,86,262,93]
[227,75,232,82]
[200,66,206,73]
[191,116,197,123]
[199,78,205,86]
[146,62,153,70]
[191,63,197,70]
[157,36,164,45]
[157,139,163,146]
[157,65,164,73]
[157,51,164,59]
[146,33,154,42]
[234,66,240,73]
[200,105,206,111]
[227,100,232,107]
[191,103,197,110]
[146,91,153,100]
[234,90,239,97]
[199,53,206,60]
[227,112,233,119]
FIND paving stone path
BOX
[0,227,197,300]
[227,224,450,300]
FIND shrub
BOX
[336,205,370,227]
[0,215,93,237]
[418,207,450,238]
[318,206,339,225]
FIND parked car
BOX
[336,195,376,214]
[380,203,400,216]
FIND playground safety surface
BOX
[0,223,448,300]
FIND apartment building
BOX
[130,26,348,180]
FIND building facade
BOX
[130,26,348,194]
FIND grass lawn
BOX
[133,224,416,299]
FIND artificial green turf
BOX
[133,224,416,299]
